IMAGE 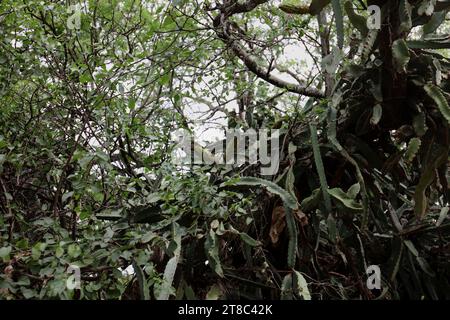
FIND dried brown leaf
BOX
[269,206,286,244]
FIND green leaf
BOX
[418,0,436,16]
[361,30,378,62]
[370,104,383,125]
[413,112,428,137]
[0,246,11,262]
[407,40,450,49]
[392,39,410,72]
[424,84,450,124]
[146,192,161,204]
[389,238,404,282]
[55,246,64,258]
[0,155,5,174]
[405,137,421,162]
[346,183,361,199]
[281,271,311,300]
[0,139,7,150]
[416,256,436,277]
[399,0,413,33]
[157,255,179,300]
[15,239,28,249]
[300,188,321,212]
[79,73,92,83]
[280,274,294,300]
[67,244,81,258]
[433,58,442,85]
[344,1,368,36]
[327,214,338,243]
[183,282,197,300]
[15,276,30,286]
[31,242,47,260]
[62,191,74,203]
[31,247,41,260]
[21,288,35,299]
[322,49,343,74]
[331,0,344,49]
[205,229,224,278]
[293,270,311,300]
[132,260,150,300]
[404,240,419,257]
[239,232,261,247]
[141,231,156,244]
[310,124,332,213]
[234,177,298,210]
[436,206,449,227]
[159,73,171,85]
[414,146,448,219]
[423,11,447,34]
[206,284,222,300]
[327,107,369,226]
[285,166,299,268]
[328,187,363,211]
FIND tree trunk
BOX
[376,0,410,129]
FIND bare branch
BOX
[226,37,324,98]
[212,0,325,98]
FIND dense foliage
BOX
[0,0,449,300]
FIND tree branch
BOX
[213,0,325,99]
[226,37,324,98]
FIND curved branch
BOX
[227,37,324,98]
[224,0,269,15]
[213,0,325,98]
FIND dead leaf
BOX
[270,206,286,244]
[293,208,309,226]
